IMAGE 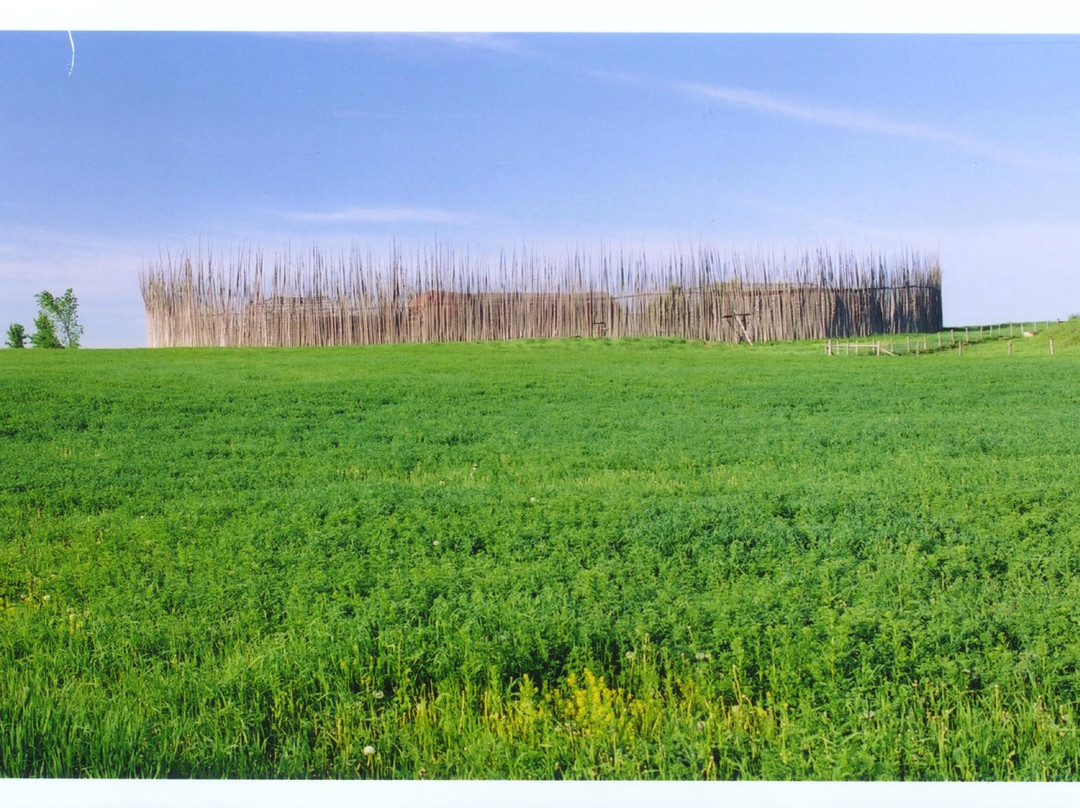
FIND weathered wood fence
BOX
[140,245,942,347]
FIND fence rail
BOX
[826,321,1065,358]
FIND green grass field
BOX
[2,325,1080,778]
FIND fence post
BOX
[1050,338,1055,356]
[958,341,963,357]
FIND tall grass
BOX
[139,244,941,347]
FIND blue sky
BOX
[2,26,1080,346]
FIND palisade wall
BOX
[140,245,942,347]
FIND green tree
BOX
[34,289,83,348]
[5,322,27,348]
[30,312,63,349]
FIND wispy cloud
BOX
[679,82,964,141]
[283,206,469,224]
[414,33,539,58]
[675,81,1056,169]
